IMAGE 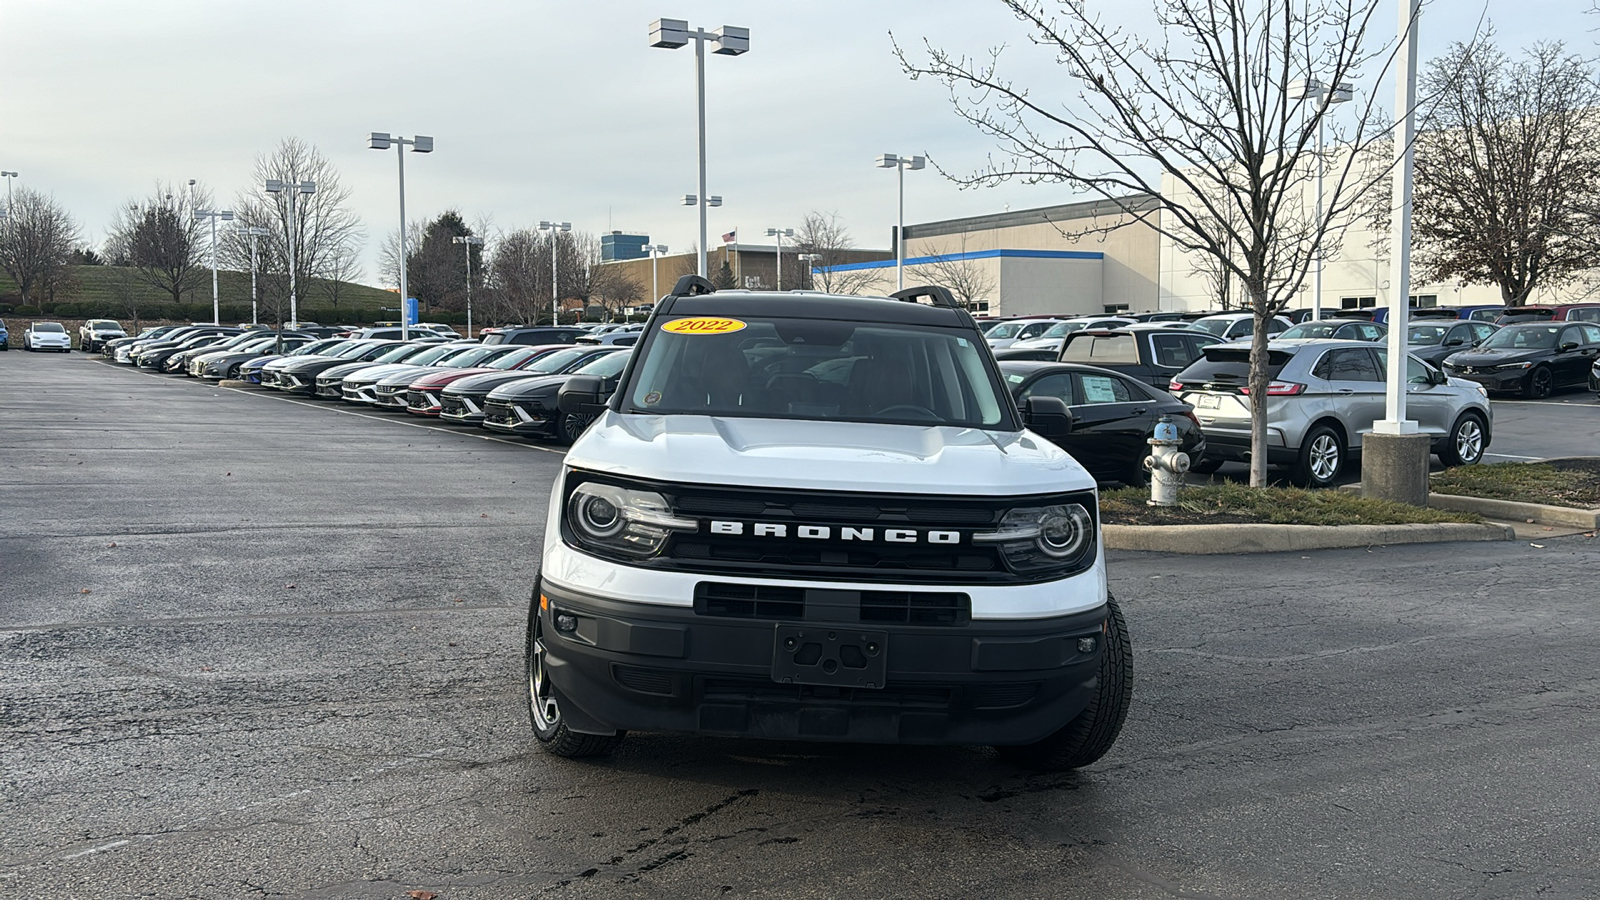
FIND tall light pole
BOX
[875,153,926,290]
[0,171,17,216]
[368,132,435,340]
[194,207,235,325]
[649,18,750,277]
[1289,78,1354,322]
[642,243,669,301]
[539,221,571,326]
[765,227,793,291]
[242,225,270,326]
[452,234,484,338]
[797,252,820,291]
[264,178,317,335]
[1380,0,1421,435]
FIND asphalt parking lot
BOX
[4,351,1599,900]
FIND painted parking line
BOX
[112,361,565,454]
[1483,452,1544,461]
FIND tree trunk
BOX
[1247,289,1272,488]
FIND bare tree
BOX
[222,138,365,324]
[105,182,209,306]
[1412,41,1600,304]
[898,0,1398,487]
[486,228,547,325]
[0,188,81,305]
[794,211,881,295]
[912,233,996,310]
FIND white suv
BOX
[527,277,1131,770]
[1170,338,1492,487]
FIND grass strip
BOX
[1100,482,1481,527]
[1430,460,1600,509]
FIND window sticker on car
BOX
[662,317,747,335]
[1082,376,1119,403]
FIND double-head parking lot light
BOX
[452,234,485,338]
[264,178,317,334]
[368,132,434,340]
[194,206,235,325]
[650,18,749,277]
[876,153,926,291]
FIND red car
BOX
[403,344,575,416]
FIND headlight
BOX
[972,503,1097,575]
[564,479,697,558]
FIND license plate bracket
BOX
[1196,394,1220,409]
[772,625,887,689]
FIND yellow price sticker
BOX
[661,317,748,335]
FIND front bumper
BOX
[439,393,486,424]
[1444,366,1529,393]
[482,399,558,436]
[405,388,443,416]
[538,577,1108,745]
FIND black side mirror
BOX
[1559,341,1580,353]
[1023,395,1075,440]
[1445,338,1465,347]
[1429,366,1448,385]
[558,374,613,415]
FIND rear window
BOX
[1060,333,1138,365]
[1174,345,1296,386]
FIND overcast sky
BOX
[5,0,1591,287]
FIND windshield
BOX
[521,347,593,373]
[986,322,1025,340]
[1189,317,1236,336]
[1482,325,1558,350]
[487,346,548,369]
[1040,322,1088,339]
[88,320,121,329]
[370,344,431,364]
[441,346,510,368]
[577,349,631,377]
[288,339,341,356]
[34,323,66,333]
[1281,322,1343,340]
[233,337,279,352]
[330,341,382,359]
[624,315,1010,429]
[1407,324,1450,346]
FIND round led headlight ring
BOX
[570,489,626,539]
[1037,504,1093,559]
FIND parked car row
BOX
[90,326,638,446]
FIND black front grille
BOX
[440,396,468,415]
[694,582,804,620]
[860,591,970,626]
[482,400,517,426]
[693,582,971,626]
[568,474,1096,586]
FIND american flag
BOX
[722,229,737,243]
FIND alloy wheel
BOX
[1308,434,1341,482]
[528,617,561,731]
[1455,419,1484,463]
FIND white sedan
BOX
[23,322,73,352]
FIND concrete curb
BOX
[1104,521,1514,554]
[218,380,252,388]
[1427,493,1600,529]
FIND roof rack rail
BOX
[889,285,961,309]
[670,274,717,297]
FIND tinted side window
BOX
[1559,326,1586,348]
[1018,373,1075,404]
[1149,333,1194,368]
[1566,308,1600,324]
[1578,324,1600,344]
[1319,348,1381,381]
[1469,323,1496,343]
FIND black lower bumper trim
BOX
[537,578,1107,745]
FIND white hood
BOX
[565,413,1094,496]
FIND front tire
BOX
[1523,366,1554,400]
[525,587,625,759]
[1291,424,1344,488]
[1440,411,1487,467]
[996,593,1132,771]
[553,412,594,445]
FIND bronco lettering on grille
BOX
[707,521,961,544]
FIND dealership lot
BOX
[3,352,1599,899]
